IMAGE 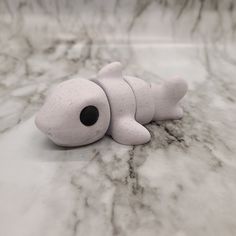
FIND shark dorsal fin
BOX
[98,62,123,80]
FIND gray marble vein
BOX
[0,0,236,236]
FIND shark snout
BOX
[35,110,54,136]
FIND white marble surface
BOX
[0,0,236,236]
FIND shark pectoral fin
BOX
[98,62,123,80]
[111,117,151,145]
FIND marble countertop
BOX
[0,0,236,236]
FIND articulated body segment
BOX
[96,62,188,145]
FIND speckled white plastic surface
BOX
[96,62,152,145]
[35,62,187,146]
[35,78,110,146]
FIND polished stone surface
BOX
[0,1,236,236]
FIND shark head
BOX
[35,78,110,147]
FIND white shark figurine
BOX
[35,62,188,146]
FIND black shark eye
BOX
[80,106,99,126]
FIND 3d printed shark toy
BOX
[35,62,188,146]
